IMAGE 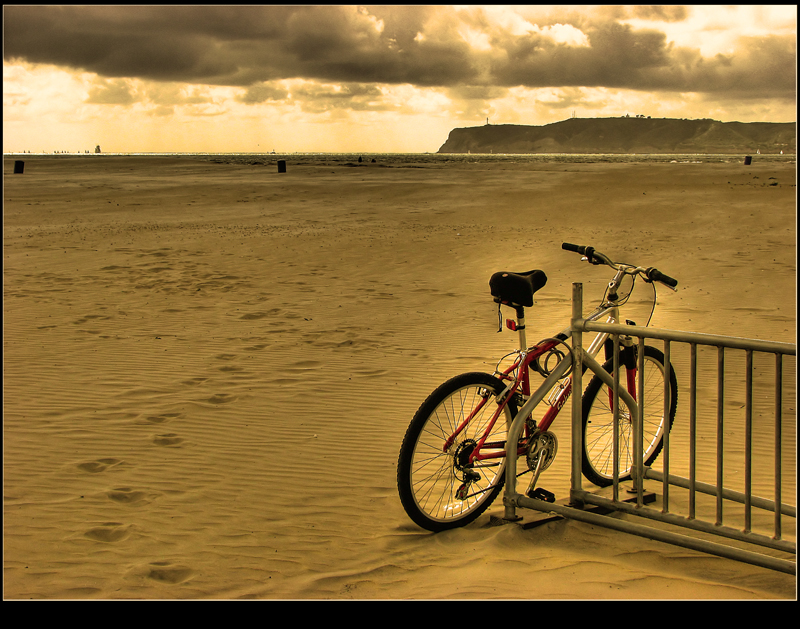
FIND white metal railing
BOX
[507,283,796,575]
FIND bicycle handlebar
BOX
[561,242,678,288]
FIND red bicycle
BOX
[397,243,679,532]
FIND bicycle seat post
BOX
[514,305,528,352]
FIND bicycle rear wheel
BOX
[581,345,677,487]
[397,372,518,532]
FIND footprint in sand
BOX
[72,314,111,325]
[106,487,153,505]
[182,376,208,386]
[152,433,185,447]
[141,412,183,424]
[239,308,282,320]
[206,393,236,404]
[146,561,194,584]
[239,312,268,320]
[76,458,123,473]
[84,522,131,543]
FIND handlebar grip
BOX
[561,242,584,253]
[562,242,599,264]
[646,267,678,288]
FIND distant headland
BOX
[437,117,796,155]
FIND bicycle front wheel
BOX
[581,345,677,487]
[397,372,518,532]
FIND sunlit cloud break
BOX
[3,5,796,153]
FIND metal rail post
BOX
[570,282,584,505]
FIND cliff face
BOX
[437,118,796,154]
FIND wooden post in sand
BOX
[744,156,752,165]
[14,160,24,174]
[277,160,287,173]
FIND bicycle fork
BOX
[604,332,638,410]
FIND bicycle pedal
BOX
[527,487,555,503]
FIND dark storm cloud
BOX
[236,83,290,105]
[492,21,795,98]
[3,6,258,83]
[3,5,795,99]
[492,22,672,88]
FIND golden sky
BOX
[3,5,796,153]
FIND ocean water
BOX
[5,151,796,166]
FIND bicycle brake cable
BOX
[618,275,635,306]
[644,279,657,327]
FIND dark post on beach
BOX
[14,160,24,174]
[744,156,752,165]
[277,160,287,173]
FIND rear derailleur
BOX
[454,439,481,500]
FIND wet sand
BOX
[3,155,796,599]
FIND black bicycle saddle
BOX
[489,269,547,307]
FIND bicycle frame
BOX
[461,289,638,470]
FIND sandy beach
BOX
[3,154,796,599]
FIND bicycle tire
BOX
[581,345,677,487]
[397,372,518,532]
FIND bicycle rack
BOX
[501,282,796,576]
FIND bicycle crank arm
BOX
[525,451,547,497]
